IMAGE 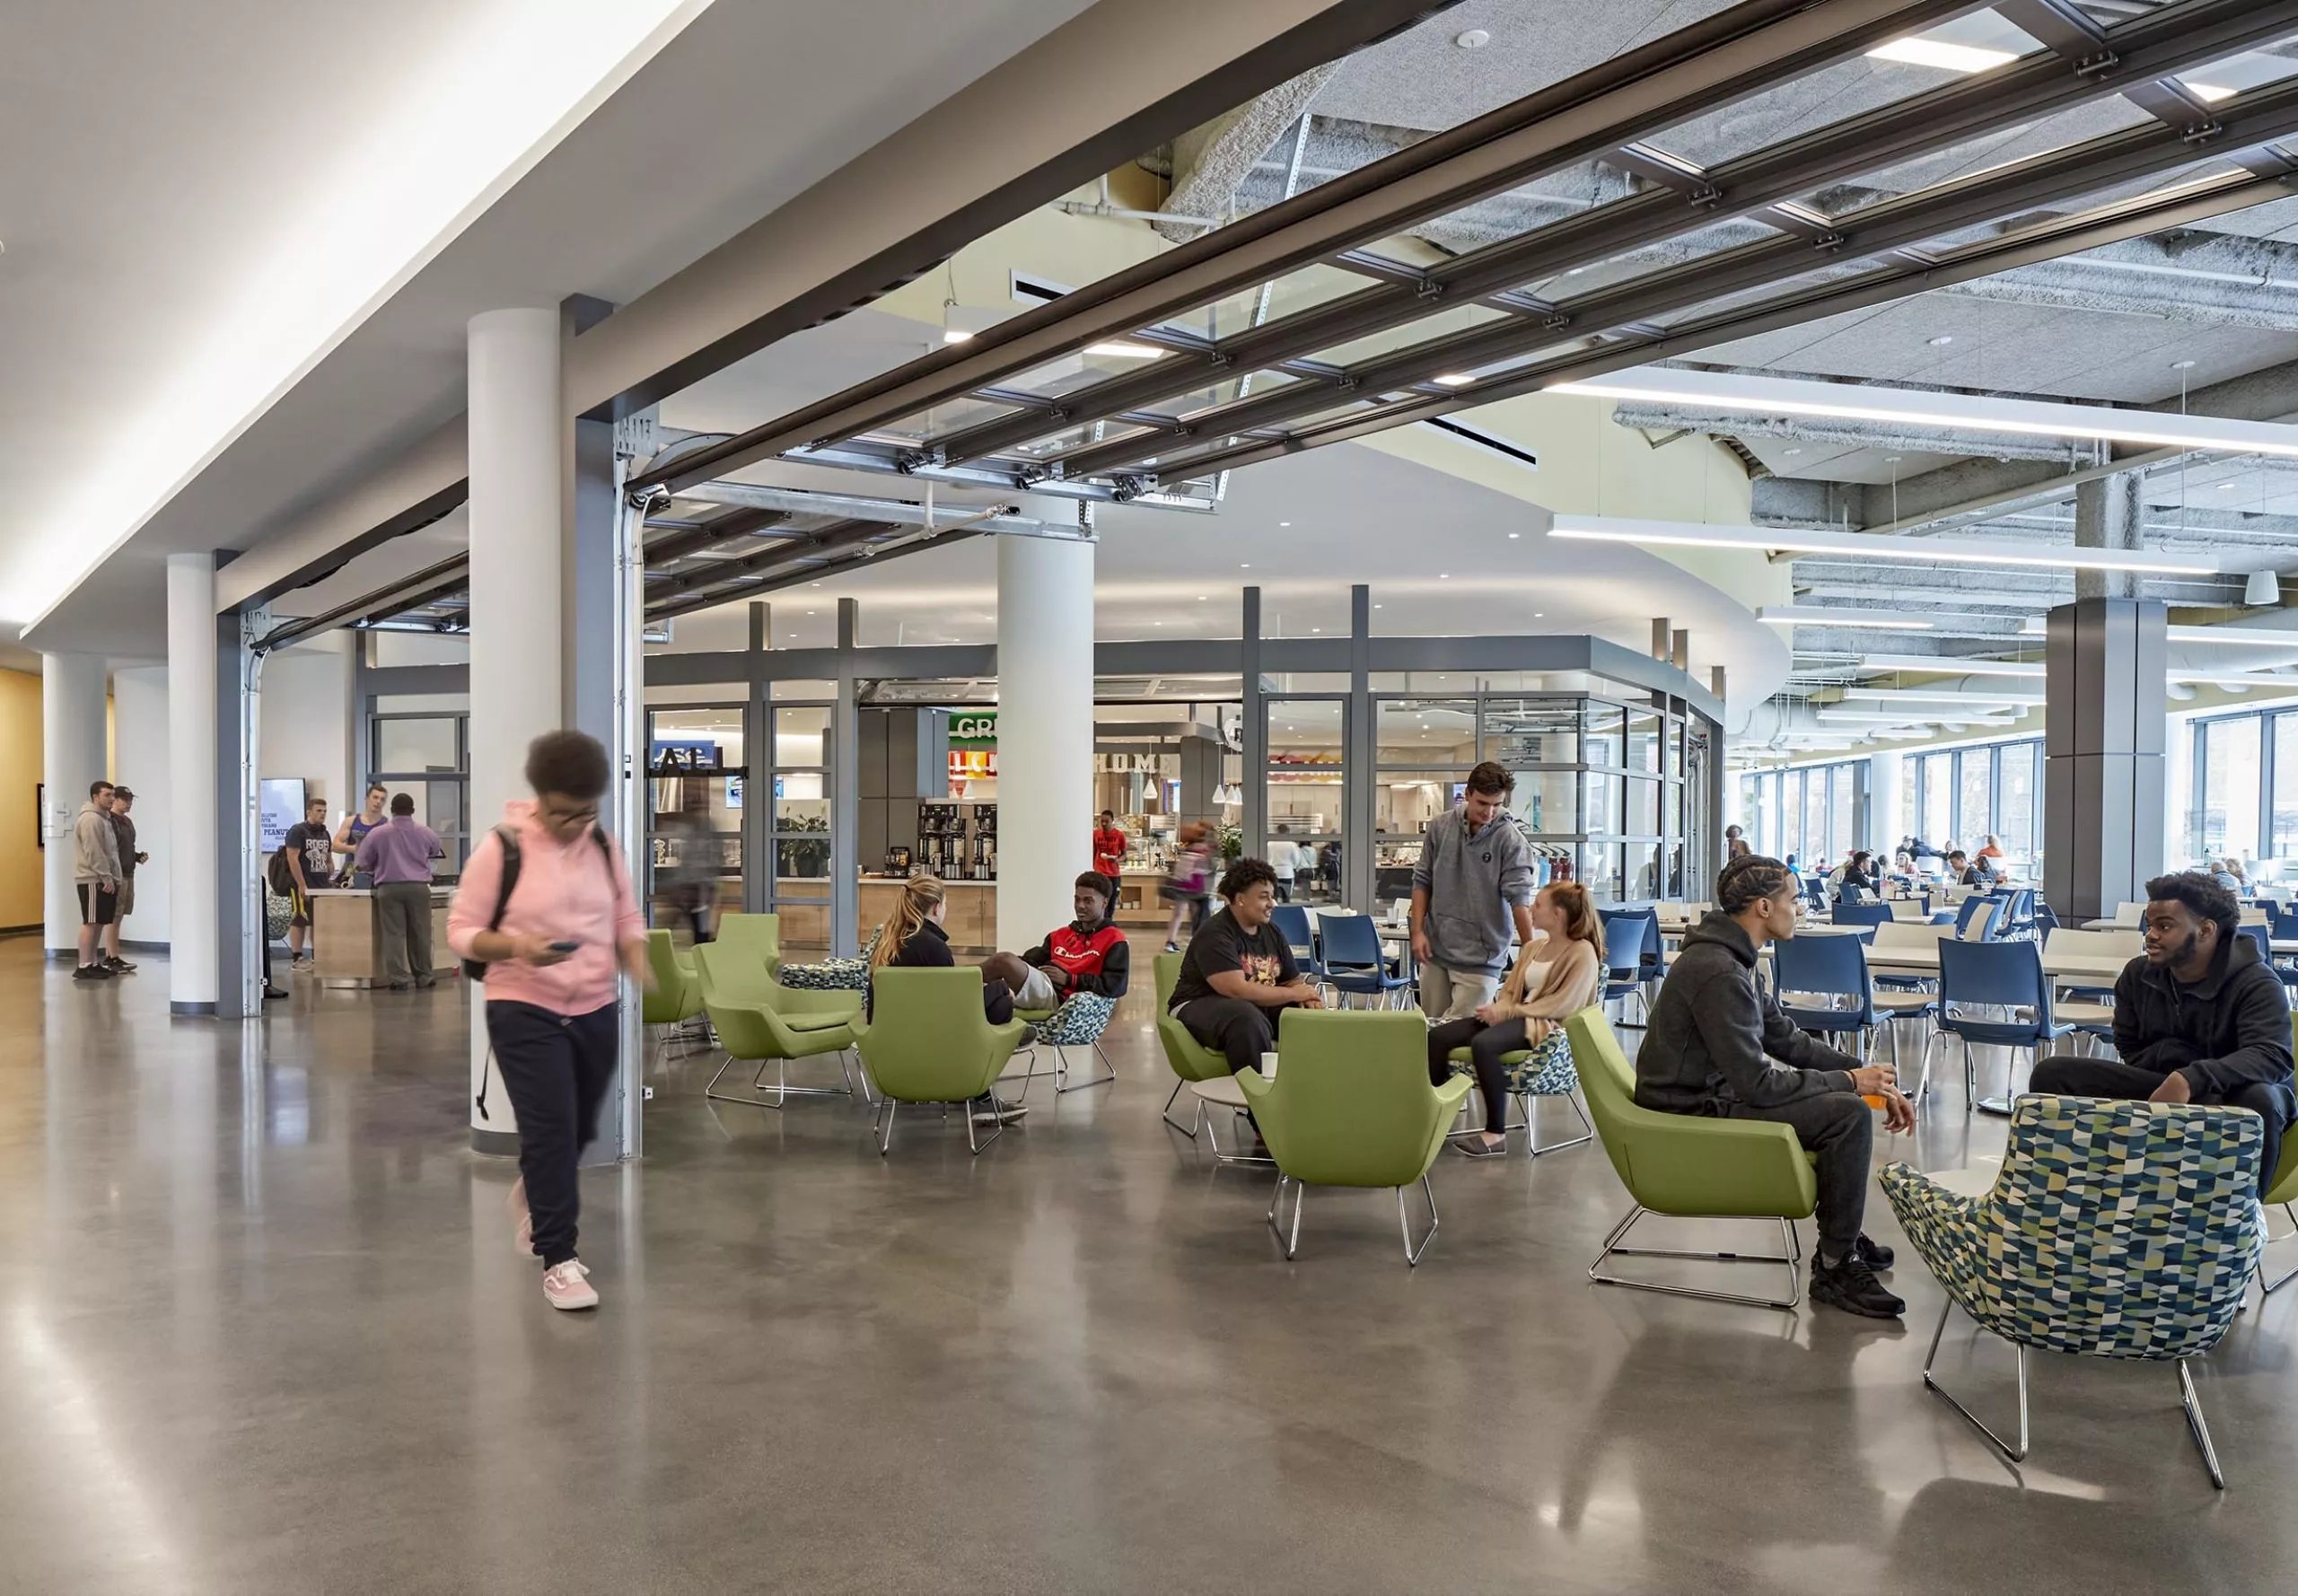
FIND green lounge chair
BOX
[693,941,862,1109]
[1234,1009,1472,1265]
[856,967,1031,1155]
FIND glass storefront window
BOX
[1625,776,1660,837]
[1626,709,1662,774]
[2203,716,2264,859]
[2276,715,2298,857]
[1998,742,2036,861]
[1482,698,1580,765]
[1922,754,1952,844]
[1829,767,1855,862]
[1957,747,1993,849]
[1375,698,1476,767]
[1583,704,1625,769]
[1583,773,1621,837]
[1377,772,1460,836]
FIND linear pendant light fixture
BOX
[1551,367,2298,463]
[1547,516,2219,576]
[1757,606,1932,629]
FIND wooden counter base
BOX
[308,888,457,988]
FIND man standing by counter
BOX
[356,794,443,990]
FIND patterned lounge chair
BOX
[1882,1094,2264,1487]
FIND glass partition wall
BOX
[1279,687,1715,908]
[645,706,747,934]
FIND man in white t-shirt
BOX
[1267,825,1301,901]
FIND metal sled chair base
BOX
[1587,1205,1804,1310]
[1005,1040,1118,1101]
[1922,1298,2225,1488]
[704,1048,858,1109]
[870,1095,1003,1156]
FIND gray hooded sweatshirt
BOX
[74,801,122,886]
[1410,805,1534,976]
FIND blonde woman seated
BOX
[1423,881,1604,1157]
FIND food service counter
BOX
[305,886,457,989]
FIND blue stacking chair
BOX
[2237,923,2272,964]
[1319,913,1411,1009]
[1596,911,1651,1028]
[1771,934,1875,1057]
[1803,878,1829,915]
[1918,937,2071,1116]
[1619,905,1665,987]
[1952,894,2003,942]
[1833,901,1892,932]
[1270,904,1322,982]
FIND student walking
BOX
[102,786,147,973]
[356,793,443,989]
[448,732,650,1312]
[72,780,122,983]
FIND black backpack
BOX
[267,845,294,898]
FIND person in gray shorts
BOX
[1409,761,1536,1022]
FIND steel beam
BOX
[639,0,1987,495]
[912,0,2298,470]
[641,518,887,608]
[645,525,1002,624]
[1054,72,2298,479]
[1118,159,2298,484]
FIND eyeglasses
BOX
[542,803,600,827]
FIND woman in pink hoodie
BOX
[449,731,649,1311]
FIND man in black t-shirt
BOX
[282,796,335,969]
[1170,856,1325,1074]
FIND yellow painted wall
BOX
[0,669,43,929]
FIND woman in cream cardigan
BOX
[1424,880,1606,1157]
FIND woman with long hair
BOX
[867,873,1025,1126]
[1424,881,1606,1157]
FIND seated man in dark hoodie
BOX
[978,871,1132,1011]
[1638,855,1917,1319]
[2030,871,2294,1192]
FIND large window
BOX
[2187,706,2298,863]
[1905,739,2044,866]
[1734,759,1866,865]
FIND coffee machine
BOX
[917,803,959,877]
[971,803,996,881]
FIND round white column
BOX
[42,653,110,961]
[996,532,1095,947]
[167,553,220,1013]
[466,307,564,1151]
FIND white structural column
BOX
[168,553,220,1012]
[466,307,565,1152]
[1868,749,1904,857]
[41,653,110,961]
[996,531,1096,944]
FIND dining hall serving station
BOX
[304,885,457,988]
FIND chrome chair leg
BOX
[1399,1174,1439,1267]
[1201,1099,1275,1166]
[1522,1091,1594,1158]
[1267,1174,1305,1258]
[706,1048,855,1109]
[1921,1297,2030,1463]
[874,1099,897,1156]
[1587,1203,1802,1309]
[1160,1078,1199,1139]
[1055,1039,1118,1093]
[2262,1203,2298,1294]
[2179,1359,2228,1489]
[961,1095,1003,1155]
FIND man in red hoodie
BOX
[979,871,1131,1014]
[449,731,651,1314]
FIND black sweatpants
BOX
[2031,1055,2294,1197]
[1714,1092,1873,1261]
[1177,996,1281,1074]
[488,1000,618,1268]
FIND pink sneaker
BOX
[542,1259,597,1311]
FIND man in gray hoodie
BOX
[1409,761,1537,1021]
[1638,855,1915,1318]
[71,779,123,982]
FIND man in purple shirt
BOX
[355,793,443,990]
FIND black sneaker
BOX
[262,985,288,1002]
[72,964,110,982]
[1853,1233,1895,1271]
[105,956,137,973]
[1811,1254,1906,1319]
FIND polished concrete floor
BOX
[4,940,2296,1593]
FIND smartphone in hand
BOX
[549,941,580,953]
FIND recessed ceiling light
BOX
[1784,447,1802,456]
[1866,37,2015,73]
[943,329,974,345]
[1241,563,1251,568]
[1926,335,1954,346]
[2171,359,2197,371]
[1197,594,1207,600]
[1278,522,1291,527]
[1533,612,1543,618]
[1439,573,1451,579]
[1434,373,1476,387]
[1373,603,1382,609]
[1455,28,1489,48]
